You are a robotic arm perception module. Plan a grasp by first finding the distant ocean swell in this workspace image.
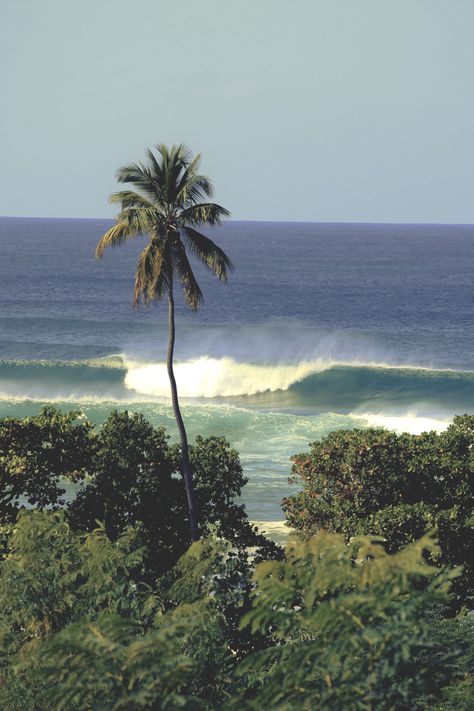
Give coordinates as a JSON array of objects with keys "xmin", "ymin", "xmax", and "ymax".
[{"xmin": 1, "ymin": 356, "xmax": 473, "ymax": 417}]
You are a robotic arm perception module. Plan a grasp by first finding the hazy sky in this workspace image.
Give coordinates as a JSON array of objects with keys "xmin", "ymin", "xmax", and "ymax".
[{"xmin": 1, "ymin": 0, "xmax": 473, "ymax": 222}]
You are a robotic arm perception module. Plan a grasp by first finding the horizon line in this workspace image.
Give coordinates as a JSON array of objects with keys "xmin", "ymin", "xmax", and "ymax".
[{"xmin": 1, "ymin": 214, "xmax": 474, "ymax": 227}]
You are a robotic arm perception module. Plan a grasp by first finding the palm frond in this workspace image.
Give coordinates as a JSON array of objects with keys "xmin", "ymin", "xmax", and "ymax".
[
  {"xmin": 95, "ymin": 222, "xmax": 137, "ymax": 259},
  {"xmin": 108, "ymin": 191, "xmax": 166, "ymax": 234},
  {"xmin": 181, "ymin": 203, "xmax": 230, "ymax": 227},
  {"xmin": 173, "ymin": 241, "xmax": 203, "ymax": 310},
  {"xmin": 176, "ymin": 174, "xmax": 214, "ymax": 207},
  {"xmin": 116, "ymin": 205, "xmax": 166, "ymax": 237},
  {"xmin": 145, "ymin": 148, "xmax": 164, "ymax": 186},
  {"xmin": 97, "ymin": 144, "xmax": 231, "ymax": 311},
  {"xmin": 172, "ymin": 152, "xmax": 213, "ymax": 206},
  {"xmin": 133, "ymin": 240, "xmax": 170, "ymax": 307},
  {"xmin": 156, "ymin": 143, "xmax": 193, "ymax": 167},
  {"xmin": 168, "ymin": 150, "xmax": 189, "ymax": 205},
  {"xmin": 115, "ymin": 162, "xmax": 161, "ymax": 203},
  {"xmin": 108, "ymin": 191, "xmax": 156, "ymax": 211},
  {"xmin": 152, "ymin": 144, "xmax": 192, "ymax": 205},
  {"xmin": 183, "ymin": 227, "xmax": 234, "ymax": 281}
]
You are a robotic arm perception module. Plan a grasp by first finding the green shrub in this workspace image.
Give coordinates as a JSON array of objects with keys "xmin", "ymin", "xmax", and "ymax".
[
  {"xmin": 231, "ymin": 533, "xmax": 462, "ymax": 710},
  {"xmin": 283, "ymin": 416, "xmax": 474, "ymax": 605},
  {"xmin": 0, "ymin": 513, "xmax": 245, "ymax": 710},
  {"xmin": 68, "ymin": 410, "xmax": 183, "ymax": 573},
  {"xmin": 0, "ymin": 510, "xmax": 155, "ymax": 710},
  {"xmin": 0, "ymin": 408, "xmax": 278, "ymax": 576},
  {"xmin": 0, "ymin": 512, "xmax": 471, "ymax": 710},
  {"xmin": 419, "ymin": 609, "xmax": 474, "ymax": 710},
  {"xmin": 0, "ymin": 407, "xmax": 92, "ymax": 522},
  {"xmin": 69, "ymin": 410, "xmax": 278, "ymax": 574},
  {"xmin": 1, "ymin": 409, "xmax": 472, "ymax": 708}
]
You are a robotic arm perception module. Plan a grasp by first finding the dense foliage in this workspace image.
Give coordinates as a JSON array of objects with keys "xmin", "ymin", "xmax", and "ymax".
[
  {"xmin": 69, "ymin": 410, "xmax": 278, "ymax": 573},
  {"xmin": 232, "ymin": 533, "xmax": 466, "ymax": 710},
  {"xmin": 0, "ymin": 512, "xmax": 471, "ymax": 710},
  {"xmin": 0, "ymin": 407, "xmax": 276, "ymax": 573},
  {"xmin": 0, "ymin": 407, "xmax": 92, "ymax": 521},
  {"xmin": 0, "ymin": 408, "xmax": 473, "ymax": 708},
  {"xmin": 0, "ymin": 511, "xmax": 248, "ymax": 709},
  {"xmin": 283, "ymin": 415, "xmax": 474, "ymax": 605}
]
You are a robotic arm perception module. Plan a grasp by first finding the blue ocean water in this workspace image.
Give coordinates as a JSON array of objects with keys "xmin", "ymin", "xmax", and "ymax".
[{"xmin": 1, "ymin": 217, "xmax": 473, "ymax": 529}]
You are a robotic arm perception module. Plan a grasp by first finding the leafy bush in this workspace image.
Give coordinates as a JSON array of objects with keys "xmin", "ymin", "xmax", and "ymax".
[
  {"xmin": 0, "ymin": 511, "xmax": 471, "ymax": 710},
  {"xmin": 69, "ymin": 411, "xmax": 278, "ymax": 574},
  {"xmin": 0, "ymin": 407, "xmax": 92, "ymax": 522},
  {"xmin": 232, "ymin": 533, "xmax": 462, "ymax": 710},
  {"xmin": 0, "ymin": 510, "xmax": 155, "ymax": 710},
  {"xmin": 189, "ymin": 435, "xmax": 281, "ymax": 561},
  {"xmin": 0, "ymin": 512, "xmax": 244, "ymax": 710},
  {"xmin": 0, "ymin": 408, "xmax": 277, "ymax": 575},
  {"xmin": 283, "ymin": 416, "xmax": 474, "ymax": 605},
  {"xmin": 68, "ymin": 410, "xmax": 184, "ymax": 573},
  {"xmin": 42, "ymin": 614, "xmax": 208, "ymax": 711},
  {"xmin": 1, "ymin": 409, "xmax": 473, "ymax": 708},
  {"xmin": 419, "ymin": 609, "xmax": 474, "ymax": 711}
]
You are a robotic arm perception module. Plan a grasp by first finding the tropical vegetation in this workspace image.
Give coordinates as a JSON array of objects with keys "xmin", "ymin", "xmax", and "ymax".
[
  {"xmin": 283, "ymin": 415, "xmax": 474, "ymax": 607},
  {"xmin": 0, "ymin": 407, "xmax": 473, "ymax": 708},
  {"xmin": 0, "ymin": 407, "xmax": 276, "ymax": 573}
]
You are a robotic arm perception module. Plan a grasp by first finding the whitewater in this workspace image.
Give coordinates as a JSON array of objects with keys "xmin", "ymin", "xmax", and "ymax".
[{"xmin": 1, "ymin": 218, "xmax": 473, "ymax": 534}]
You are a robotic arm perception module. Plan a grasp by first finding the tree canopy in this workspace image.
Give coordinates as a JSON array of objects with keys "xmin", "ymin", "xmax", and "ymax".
[
  {"xmin": 1, "ymin": 408, "xmax": 473, "ymax": 708},
  {"xmin": 283, "ymin": 416, "xmax": 474, "ymax": 606}
]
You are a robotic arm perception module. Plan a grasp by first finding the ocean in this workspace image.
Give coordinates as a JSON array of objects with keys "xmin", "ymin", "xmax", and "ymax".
[{"xmin": 1, "ymin": 217, "xmax": 473, "ymax": 532}]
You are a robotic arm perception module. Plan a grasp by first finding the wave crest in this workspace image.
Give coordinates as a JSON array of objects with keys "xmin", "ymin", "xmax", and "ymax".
[
  {"xmin": 1, "ymin": 357, "xmax": 474, "ymax": 420},
  {"xmin": 124, "ymin": 357, "xmax": 328, "ymax": 398}
]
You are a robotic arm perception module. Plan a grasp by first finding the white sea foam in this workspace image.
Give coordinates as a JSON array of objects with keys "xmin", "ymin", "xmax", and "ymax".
[
  {"xmin": 123, "ymin": 356, "xmax": 331, "ymax": 398},
  {"xmin": 353, "ymin": 412, "xmax": 450, "ymax": 435},
  {"xmin": 251, "ymin": 520, "xmax": 290, "ymax": 543},
  {"xmin": 0, "ymin": 355, "xmax": 470, "ymax": 407},
  {"xmin": 123, "ymin": 355, "xmax": 449, "ymax": 399}
]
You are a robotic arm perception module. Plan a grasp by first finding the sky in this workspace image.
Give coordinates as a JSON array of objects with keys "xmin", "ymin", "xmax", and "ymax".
[{"xmin": 1, "ymin": 0, "xmax": 473, "ymax": 223}]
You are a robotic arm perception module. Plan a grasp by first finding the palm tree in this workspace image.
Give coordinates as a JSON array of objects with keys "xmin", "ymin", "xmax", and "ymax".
[{"xmin": 95, "ymin": 144, "xmax": 232, "ymax": 541}]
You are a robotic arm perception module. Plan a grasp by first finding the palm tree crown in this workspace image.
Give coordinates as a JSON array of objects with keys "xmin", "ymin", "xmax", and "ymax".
[{"xmin": 96, "ymin": 143, "xmax": 233, "ymax": 306}]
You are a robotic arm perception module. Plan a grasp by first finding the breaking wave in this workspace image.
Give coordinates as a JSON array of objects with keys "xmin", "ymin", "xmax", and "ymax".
[{"xmin": 0, "ymin": 356, "xmax": 473, "ymax": 420}]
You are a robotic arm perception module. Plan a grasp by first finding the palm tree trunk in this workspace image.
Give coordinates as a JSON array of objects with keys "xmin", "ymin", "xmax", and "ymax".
[{"xmin": 166, "ymin": 285, "xmax": 199, "ymax": 541}]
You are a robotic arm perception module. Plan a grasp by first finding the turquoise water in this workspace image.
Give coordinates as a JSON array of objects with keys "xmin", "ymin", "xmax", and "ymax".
[
  {"xmin": 1, "ymin": 356, "xmax": 472, "ymax": 523},
  {"xmin": 1, "ymin": 218, "xmax": 473, "ymax": 528}
]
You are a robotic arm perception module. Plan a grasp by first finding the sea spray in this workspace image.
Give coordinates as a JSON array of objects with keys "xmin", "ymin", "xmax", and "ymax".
[
  {"xmin": 1, "ymin": 357, "xmax": 474, "ymax": 417},
  {"xmin": 123, "ymin": 356, "xmax": 328, "ymax": 398}
]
